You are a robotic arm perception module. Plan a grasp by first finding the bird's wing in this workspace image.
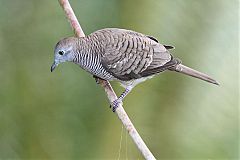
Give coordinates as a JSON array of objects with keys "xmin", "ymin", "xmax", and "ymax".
[{"xmin": 99, "ymin": 29, "xmax": 176, "ymax": 81}]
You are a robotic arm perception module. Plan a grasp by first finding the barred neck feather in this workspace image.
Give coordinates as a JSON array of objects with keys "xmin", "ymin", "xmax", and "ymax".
[{"xmin": 72, "ymin": 37, "xmax": 114, "ymax": 80}]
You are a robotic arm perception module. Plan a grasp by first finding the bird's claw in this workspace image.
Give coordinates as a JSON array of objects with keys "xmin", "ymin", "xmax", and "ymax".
[{"xmin": 110, "ymin": 99, "xmax": 123, "ymax": 112}]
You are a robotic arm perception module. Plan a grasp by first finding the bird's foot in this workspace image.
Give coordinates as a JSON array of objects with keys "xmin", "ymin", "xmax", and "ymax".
[{"xmin": 110, "ymin": 99, "xmax": 123, "ymax": 112}]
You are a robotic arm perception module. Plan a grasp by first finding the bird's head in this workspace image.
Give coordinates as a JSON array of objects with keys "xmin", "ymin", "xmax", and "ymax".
[{"xmin": 51, "ymin": 37, "xmax": 78, "ymax": 72}]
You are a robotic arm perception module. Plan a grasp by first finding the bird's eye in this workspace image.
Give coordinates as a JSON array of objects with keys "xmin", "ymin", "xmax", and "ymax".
[{"xmin": 58, "ymin": 51, "xmax": 64, "ymax": 55}]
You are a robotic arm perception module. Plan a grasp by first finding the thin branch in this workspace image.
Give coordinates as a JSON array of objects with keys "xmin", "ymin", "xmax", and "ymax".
[
  {"xmin": 58, "ymin": 0, "xmax": 156, "ymax": 159},
  {"xmin": 59, "ymin": 0, "xmax": 85, "ymax": 37}
]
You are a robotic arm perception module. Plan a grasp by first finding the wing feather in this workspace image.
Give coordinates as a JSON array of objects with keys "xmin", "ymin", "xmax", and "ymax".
[{"xmin": 97, "ymin": 28, "xmax": 173, "ymax": 80}]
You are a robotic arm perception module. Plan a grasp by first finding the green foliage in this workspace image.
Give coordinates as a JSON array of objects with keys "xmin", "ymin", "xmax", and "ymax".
[{"xmin": 0, "ymin": 0, "xmax": 238, "ymax": 159}]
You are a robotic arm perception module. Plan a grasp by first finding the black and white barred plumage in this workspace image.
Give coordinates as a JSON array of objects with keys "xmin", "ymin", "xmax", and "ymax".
[{"xmin": 51, "ymin": 28, "xmax": 218, "ymax": 111}]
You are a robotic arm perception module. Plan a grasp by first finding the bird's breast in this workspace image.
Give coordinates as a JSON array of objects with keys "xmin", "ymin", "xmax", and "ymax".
[{"xmin": 73, "ymin": 52, "xmax": 115, "ymax": 81}]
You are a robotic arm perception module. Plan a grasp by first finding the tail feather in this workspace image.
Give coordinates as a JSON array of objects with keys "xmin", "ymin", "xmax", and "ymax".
[{"xmin": 172, "ymin": 64, "xmax": 219, "ymax": 85}]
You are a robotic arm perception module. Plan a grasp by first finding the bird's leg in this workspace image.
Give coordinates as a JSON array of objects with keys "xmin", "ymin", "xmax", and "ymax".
[{"xmin": 111, "ymin": 86, "xmax": 133, "ymax": 112}]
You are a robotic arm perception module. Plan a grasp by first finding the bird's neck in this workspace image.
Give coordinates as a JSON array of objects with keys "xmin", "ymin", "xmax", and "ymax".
[
  {"xmin": 72, "ymin": 37, "xmax": 101, "ymax": 68},
  {"xmin": 76, "ymin": 37, "xmax": 90, "ymax": 53},
  {"xmin": 76, "ymin": 36, "xmax": 103, "ymax": 54},
  {"xmin": 71, "ymin": 36, "xmax": 114, "ymax": 80}
]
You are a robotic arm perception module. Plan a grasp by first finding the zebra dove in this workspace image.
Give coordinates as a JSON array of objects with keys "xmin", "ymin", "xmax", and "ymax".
[{"xmin": 51, "ymin": 28, "xmax": 219, "ymax": 111}]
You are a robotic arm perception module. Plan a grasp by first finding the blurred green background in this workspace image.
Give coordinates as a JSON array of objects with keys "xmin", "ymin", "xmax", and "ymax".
[{"xmin": 0, "ymin": 0, "xmax": 238, "ymax": 159}]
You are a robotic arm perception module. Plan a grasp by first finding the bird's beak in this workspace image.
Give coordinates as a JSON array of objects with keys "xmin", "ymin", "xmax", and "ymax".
[{"xmin": 51, "ymin": 61, "xmax": 58, "ymax": 72}]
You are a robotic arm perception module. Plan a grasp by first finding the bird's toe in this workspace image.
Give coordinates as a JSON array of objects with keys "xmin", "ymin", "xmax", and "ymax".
[{"xmin": 110, "ymin": 99, "xmax": 123, "ymax": 112}]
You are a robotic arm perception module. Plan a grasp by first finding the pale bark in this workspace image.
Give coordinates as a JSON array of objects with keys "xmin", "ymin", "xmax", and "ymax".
[{"xmin": 58, "ymin": 1, "xmax": 156, "ymax": 159}]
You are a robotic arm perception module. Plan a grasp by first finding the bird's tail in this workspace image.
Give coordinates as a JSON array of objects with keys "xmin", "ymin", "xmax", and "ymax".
[{"xmin": 170, "ymin": 64, "xmax": 219, "ymax": 85}]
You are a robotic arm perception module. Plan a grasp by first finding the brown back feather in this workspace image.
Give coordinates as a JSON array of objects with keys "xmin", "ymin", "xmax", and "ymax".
[{"xmin": 95, "ymin": 28, "xmax": 175, "ymax": 81}]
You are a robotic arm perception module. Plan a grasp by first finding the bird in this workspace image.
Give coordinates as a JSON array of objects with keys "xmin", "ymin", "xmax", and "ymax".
[{"xmin": 51, "ymin": 28, "xmax": 219, "ymax": 112}]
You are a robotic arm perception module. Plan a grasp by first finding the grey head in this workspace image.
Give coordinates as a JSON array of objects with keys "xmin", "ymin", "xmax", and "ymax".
[{"xmin": 51, "ymin": 37, "xmax": 78, "ymax": 72}]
